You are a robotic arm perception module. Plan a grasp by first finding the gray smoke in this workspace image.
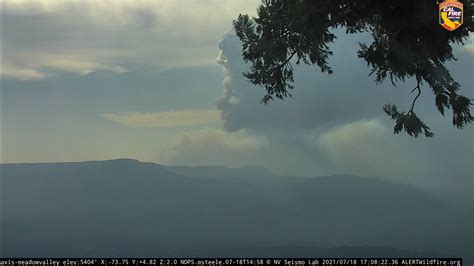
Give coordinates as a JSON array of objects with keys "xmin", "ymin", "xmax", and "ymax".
[
  {"xmin": 213, "ymin": 32, "xmax": 473, "ymax": 187},
  {"xmin": 215, "ymin": 32, "xmax": 414, "ymax": 133}
]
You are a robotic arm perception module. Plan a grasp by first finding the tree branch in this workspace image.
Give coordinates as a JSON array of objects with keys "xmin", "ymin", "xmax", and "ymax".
[
  {"xmin": 409, "ymin": 79, "xmax": 421, "ymax": 113},
  {"xmin": 276, "ymin": 50, "xmax": 297, "ymax": 69}
]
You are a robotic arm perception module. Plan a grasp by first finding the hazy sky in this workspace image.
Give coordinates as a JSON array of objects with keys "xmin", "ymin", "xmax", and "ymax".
[{"xmin": 1, "ymin": 0, "xmax": 473, "ymax": 187}]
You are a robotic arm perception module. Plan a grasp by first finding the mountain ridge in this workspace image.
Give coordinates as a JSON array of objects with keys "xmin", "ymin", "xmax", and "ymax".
[{"xmin": 1, "ymin": 159, "xmax": 472, "ymax": 260}]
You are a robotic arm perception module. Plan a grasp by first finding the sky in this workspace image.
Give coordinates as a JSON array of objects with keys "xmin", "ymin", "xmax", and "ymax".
[{"xmin": 1, "ymin": 0, "xmax": 473, "ymax": 188}]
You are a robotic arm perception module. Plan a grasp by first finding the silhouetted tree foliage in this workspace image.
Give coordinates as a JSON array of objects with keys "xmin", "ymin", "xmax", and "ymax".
[{"xmin": 233, "ymin": 0, "xmax": 473, "ymax": 137}]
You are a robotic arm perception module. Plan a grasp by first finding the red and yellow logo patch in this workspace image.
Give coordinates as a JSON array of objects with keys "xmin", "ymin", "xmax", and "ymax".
[{"xmin": 439, "ymin": 0, "xmax": 463, "ymax": 31}]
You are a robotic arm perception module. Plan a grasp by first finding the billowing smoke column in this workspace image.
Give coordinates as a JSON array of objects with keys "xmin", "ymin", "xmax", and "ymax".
[
  {"xmin": 215, "ymin": 34, "xmax": 261, "ymax": 132},
  {"xmin": 212, "ymin": 33, "xmax": 473, "ymax": 186},
  {"xmin": 215, "ymin": 44, "xmax": 236, "ymax": 131},
  {"xmin": 215, "ymin": 32, "xmax": 410, "ymax": 134}
]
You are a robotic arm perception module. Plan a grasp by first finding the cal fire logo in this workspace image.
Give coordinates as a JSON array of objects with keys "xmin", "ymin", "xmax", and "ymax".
[{"xmin": 439, "ymin": 0, "xmax": 463, "ymax": 31}]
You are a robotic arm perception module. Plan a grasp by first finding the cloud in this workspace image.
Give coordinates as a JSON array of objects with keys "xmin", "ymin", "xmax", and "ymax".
[
  {"xmin": 2, "ymin": 0, "xmax": 258, "ymax": 80},
  {"xmin": 2, "ymin": 55, "xmax": 128, "ymax": 80},
  {"xmin": 158, "ymin": 128, "xmax": 269, "ymax": 167},
  {"xmin": 102, "ymin": 110, "xmax": 220, "ymax": 128},
  {"xmin": 27, "ymin": 55, "xmax": 127, "ymax": 76},
  {"xmin": 2, "ymin": 63, "xmax": 48, "ymax": 80}
]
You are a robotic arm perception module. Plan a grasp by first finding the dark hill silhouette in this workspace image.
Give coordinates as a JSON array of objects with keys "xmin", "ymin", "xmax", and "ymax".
[
  {"xmin": 1, "ymin": 159, "xmax": 472, "ymax": 261},
  {"xmin": 164, "ymin": 164, "xmax": 275, "ymax": 179}
]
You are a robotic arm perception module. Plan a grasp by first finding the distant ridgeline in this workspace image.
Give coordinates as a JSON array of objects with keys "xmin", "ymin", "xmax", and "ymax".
[{"xmin": 1, "ymin": 159, "xmax": 472, "ymax": 262}]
